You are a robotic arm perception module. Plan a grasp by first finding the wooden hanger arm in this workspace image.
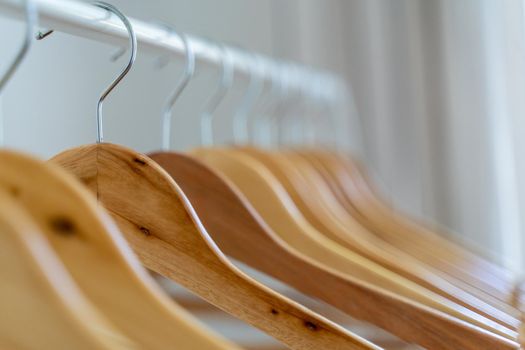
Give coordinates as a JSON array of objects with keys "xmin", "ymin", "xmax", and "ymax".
[
  {"xmin": 190, "ymin": 148, "xmax": 519, "ymax": 349},
  {"xmin": 330, "ymin": 152, "xmax": 515, "ymax": 299},
  {"xmin": 1, "ymin": 148, "xmax": 239, "ymax": 350},
  {"xmin": 268, "ymin": 150, "xmax": 518, "ymax": 329},
  {"xmin": 52, "ymin": 143, "xmax": 379, "ymax": 350},
  {"xmin": 150, "ymin": 151, "xmax": 517, "ymax": 341},
  {"xmin": 0, "ymin": 188, "xmax": 133, "ymax": 350}
]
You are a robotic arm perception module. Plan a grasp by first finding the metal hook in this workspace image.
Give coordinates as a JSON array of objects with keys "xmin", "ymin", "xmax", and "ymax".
[
  {"xmin": 0, "ymin": 0, "xmax": 36, "ymax": 93},
  {"xmin": 276, "ymin": 64, "xmax": 304, "ymax": 147},
  {"xmin": 232, "ymin": 51, "xmax": 264, "ymax": 145},
  {"xmin": 311, "ymin": 75, "xmax": 337, "ymax": 148},
  {"xmin": 0, "ymin": 0, "xmax": 36, "ymax": 147},
  {"xmin": 305, "ymin": 73, "xmax": 322, "ymax": 147},
  {"xmin": 159, "ymin": 26, "xmax": 195, "ymax": 151},
  {"xmin": 200, "ymin": 44, "xmax": 234, "ymax": 146},
  {"xmin": 35, "ymin": 2, "xmax": 135, "ymax": 143},
  {"xmin": 259, "ymin": 63, "xmax": 289, "ymax": 148},
  {"xmin": 253, "ymin": 60, "xmax": 281, "ymax": 147},
  {"xmin": 93, "ymin": 1, "xmax": 136, "ymax": 143}
]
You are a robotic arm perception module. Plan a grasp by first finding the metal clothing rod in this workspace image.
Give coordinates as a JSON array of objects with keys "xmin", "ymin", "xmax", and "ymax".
[{"xmin": 0, "ymin": 0, "xmax": 342, "ymax": 99}]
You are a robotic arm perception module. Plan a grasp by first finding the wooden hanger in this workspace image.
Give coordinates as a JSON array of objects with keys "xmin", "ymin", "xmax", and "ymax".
[
  {"xmin": 191, "ymin": 146, "xmax": 521, "ymax": 349},
  {"xmin": 295, "ymin": 149, "xmax": 520, "ymax": 316},
  {"xmin": 51, "ymin": 142, "xmax": 379, "ymax": 350},
  {"xmin": 0, "ymin": 148, "xmax": 241, "ymax": 350},
  {"xmin": 247, "ymin": 147, "xmax": 517, "ymax": 327},
  {"xmin": 302, "ymin": 150, "xmax": 517, "ymax": 304},
  {"xmin": 0, "ymin": 186, "xmax": 134, "ymax": 350},
  {"xmin": 199, "ymin": 148, "xmax": 519, "ymax": 330},
  {"xmin": 47, "ymin": 14, "xmax": 376, "ymax": 347},
  {"xmin": 152, "ymin": 149, "xmax": 519, "ymax": 349}
]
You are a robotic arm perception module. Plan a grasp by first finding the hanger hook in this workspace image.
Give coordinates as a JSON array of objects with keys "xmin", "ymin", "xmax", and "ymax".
[
  {"xmin": 253, "ymin": 60, "xmax": 279, "ymax": 147},
  {"xmin": 232, "ymin": 51, "xmax": 264, "ymax": 145},
  {"xmin": 0, "ymin": 0, "xmax": 36, "ymax": 147},
  {"xmin": 0, "ymin": 0, "xmax": 36, "ymax": 93},
  {"xmin": 200, "ymin": 43, "xmax": 234, "ymax": 146},
  {"xmin": 279, "ymin": 66, "xmax": 304, "ymax": 147},
  {"xmin": 160, "ymin": 26, "xmax": 195, "ymax": 151},
  {"xmin": 258, "ymin": 63, "xmax": 288, "ymax": 148},
  {"xmin": 93, "ymin": 1, "xmax": 137, "ymax": 144}
]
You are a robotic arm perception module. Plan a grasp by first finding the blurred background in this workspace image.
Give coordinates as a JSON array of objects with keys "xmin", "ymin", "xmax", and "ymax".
[{"xmin": 1, "ymin": 1, "xmax": 524, "ymax": 348}]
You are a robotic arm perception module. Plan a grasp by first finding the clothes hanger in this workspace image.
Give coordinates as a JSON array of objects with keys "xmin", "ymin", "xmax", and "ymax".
[
  {"xmin": 145, "ymin": 46, "xmax": 519, "ymax": 349},
  {"xmin": 288, "ymin": 87, "xmax": 518, "ymax": 311},
  {"xmin": 260, "ymin": 143, "xmax": 518, "ymax": 324},
  {"xmin": 2, "ymin": 147, "xmax": 242, "ymax": 350},
  {"xmin": 312, "ymin": 149, "xmax": 516, "ymax": 301},
  {"xmin": 296, "ymin": 87, "xmax": 517, "ymax": 305},
  {"xmin": 0, "ymin": 186, "xmax": 139, "ymax": 350},
  {"xmin": 294, "ymin": 149, "xmax": 520, "ymax": 315},
  {"xmin": 200, "ymin": 60, "xmax": 517, "ymax": 329},
  {"xmin": 188, "ymin": 56, "xmax": 523, "ymax": 348},
  {"xmin": 0, "ymin": 165, "xmax": 139, "ymax": 350},
  {"xmin": 257, "ymin": 77, "xmax": 519, "ymax": 319},
  {"xmin": 0, "ymin": 3, "xmax": 133, "ymax": 348},
  {"xmin": 245, "ymin": 146, "xmax": 517, "ymax": 325},
  {"xmin": 48, "ymin": 15, "xmax": 377, "ymax": 350},
  {"xmin": 16, "ymin": 4, "xmax": 245, "ymax": 349}
]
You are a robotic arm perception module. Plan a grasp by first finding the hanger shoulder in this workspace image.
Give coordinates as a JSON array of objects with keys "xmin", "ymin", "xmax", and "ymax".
[
  {"xmin": 52, "ymin": 143, "xmax": 378, "ymax": 350},
  {"xmin": 198, "ymin": 147, "xmax": 518, "ymax": 333},
  {"xmin": 0, "ymin": 149, "xmax": 237, "ymax": 350},
  {"xmin": 317, "ymin": 151, "xmax": 516, "ymax": 305},
  {"xmin": 269, "ymin": 150, "xmax": 518, "ymax": 329},
  {"xmin": 304, "ymin": 151, "xmax": 520, "ymax": 319},
  {"xmin": 0, "ymin": 187, "xmax": 134, "ymax": 350},
  {"xmin": 191, "ymin": 147, "xmax": 519, "ymax": 350}
]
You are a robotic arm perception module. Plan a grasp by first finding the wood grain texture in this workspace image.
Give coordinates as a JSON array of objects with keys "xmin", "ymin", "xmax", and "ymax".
[
  {"xmin": 0, "ymin": 180, "xmax": 133, "ymax": 350},
  {"xmin": 240, "ymin": 147, "xmax": 517, "ymax": 329},
  {"xmin": 312, "ymin": 150, "xmax": 516, "ymax": 301},
  {"xmin": 52, "ymin": 143, "xmax": 378, "ymax": 350},
  {"xmin": 192, "ymin": 147, "xmax": 520, "ymax": 350},
  {"xmin": 296, "ymin": 150, "xmax": 522, "ymax": 318},
  {"xmin": 150, "ymin": 151, "xmax": 513, "ymax": 337},
  {"xmin": 0, "ymin": 149, "xmax": 239, "ymax": 350}
]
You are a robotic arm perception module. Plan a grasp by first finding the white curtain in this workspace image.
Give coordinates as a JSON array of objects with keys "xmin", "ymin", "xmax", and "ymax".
[{"xmin": 280, "ymin": 0, "xmax": 525, "ymax": 273}]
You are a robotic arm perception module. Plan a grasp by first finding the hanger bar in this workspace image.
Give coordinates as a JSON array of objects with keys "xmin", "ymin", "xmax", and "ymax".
[{"xmin": 0, "ymin": 0, "xmax": 342, "ymax": 101}]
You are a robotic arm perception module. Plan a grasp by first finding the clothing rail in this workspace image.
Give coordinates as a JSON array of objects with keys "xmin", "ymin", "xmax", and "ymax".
[{"xmin": 0, "ymin": 0, "xmax": 343, "ymax": 101}]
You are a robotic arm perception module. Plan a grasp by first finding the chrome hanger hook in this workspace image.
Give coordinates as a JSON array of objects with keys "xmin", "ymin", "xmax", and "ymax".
[
  {"xmin": 253, "ymin": 60, "xmax": 280, "ymax": 147},
  {"xmin": 93, "ymin": 1, "xmax": 137, "ymax": 143},
  {"xmin": 200, "ymin": 44, "xmax": 234, "ymax": 146},
  {"xmin": 0, "ymin": 0, "xmax": 36, "ymax": 147},
  {"xmin": 160, "ymin": 26, "xmax": 195, "ymax": 151},
  {"xmin": 0, "ymin": 0, "xmax": 36, "ymax": 93},
  {"xmin": 258, "ymin": 63, "xmax": 288, "ymax": 148},
  {"xmin": 232, "ymin": 51, "xmax": 264, "ymax": 145}
]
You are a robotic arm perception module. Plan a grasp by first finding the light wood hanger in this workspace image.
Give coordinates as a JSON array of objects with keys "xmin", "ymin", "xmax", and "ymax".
[
  {"xmin": 191, "ymin": 146, "xmax": 520, "ymax": 349},
  {"xmin": 303, "ymin": 150, "xmax": 517, "ymax": 303},
  {"xmin": 248, "ymin": 148, "xmax": 518, "ymax": 327},
  {"xmin": 51, "ymin": 142, "xmax": 379, "ymax": 350},
  {"xmin": 8, "ymin": 3, "xmax": 247, "ymax": 348},
  {"xmin": 47, "ymin": 11, "xmax": 377, "ymax": 347},
  {"xmin": 152, "ymin": 150, "xmax": 519, "ymax": 349},
  {"xmin": 0, "ymin": 148, "xmax": 241, "ymax": 350},
  {"xmin": 295, "ymin": 149, "xmax": 520, "ymax": 316},
  {"xmin": 0, "ymin": 186, "xmax": 134, "ymax": 350}
]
